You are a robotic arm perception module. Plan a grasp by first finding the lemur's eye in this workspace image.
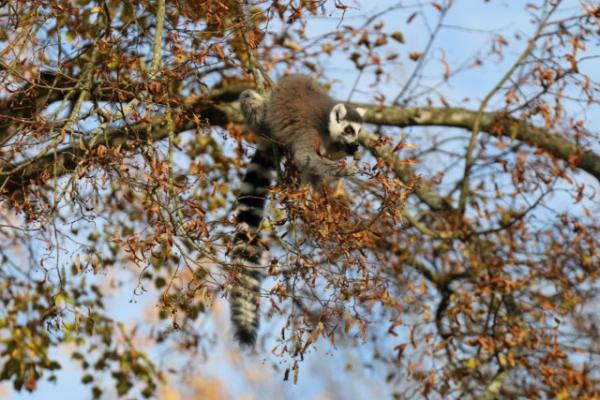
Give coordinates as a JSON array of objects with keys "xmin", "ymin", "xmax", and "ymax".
[{"xmin": 344, "ymin": 126, "xmax": 354, "ymax": 135}]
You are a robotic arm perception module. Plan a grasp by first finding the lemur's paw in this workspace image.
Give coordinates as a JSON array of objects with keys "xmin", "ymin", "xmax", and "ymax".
[{"xmin": 335, "ymin": 164, "xmax": 359, "ymax": 177}]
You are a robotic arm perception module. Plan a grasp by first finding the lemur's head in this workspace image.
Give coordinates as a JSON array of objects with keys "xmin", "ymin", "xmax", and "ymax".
[{"xmin": 328, "ymin": 103, "xmax": 365, "ymax": 145}]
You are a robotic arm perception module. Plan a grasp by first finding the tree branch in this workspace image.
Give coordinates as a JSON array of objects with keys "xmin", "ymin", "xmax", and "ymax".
[
  {"xmin": 459, "ymin": 2, "xmax": 559, "ymax": 214},
  {"xmin": 2, "ymin": 85, "xmax": 599, "ymax": 203},
  {"xmin": 358, "ymin": 129, "xmax": 453, "ymax": 212},
  {"xmin": 0, "ymin": 93, "xmax": 242, "ymax": 197},
  {"xmin": 0, "ymin": 70, "xmax": 75, "ymax": 145},
  {"xmin": 360, "ymin": 106, "xmax": 600, "ymax": 183}
]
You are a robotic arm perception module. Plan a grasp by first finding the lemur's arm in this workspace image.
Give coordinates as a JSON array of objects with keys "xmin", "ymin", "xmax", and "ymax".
[{"xmin": 290, "ymin": 131, "xmax": 357, "ymax": 178}]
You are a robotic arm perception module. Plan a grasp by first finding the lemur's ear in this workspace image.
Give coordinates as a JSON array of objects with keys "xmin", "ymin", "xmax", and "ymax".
[
  {"xmin": 332, "ymin": 103, "xmax": 347, "ymax": 123},
  {"xmin": 356, "ymin": 107, "xmax": 367, "ymax": 118}
]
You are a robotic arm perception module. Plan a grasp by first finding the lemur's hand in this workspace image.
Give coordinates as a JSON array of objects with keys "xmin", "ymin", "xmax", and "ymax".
[{"xmin": 334, "ymin": 161, "xmax": 359, "ymax": 177}]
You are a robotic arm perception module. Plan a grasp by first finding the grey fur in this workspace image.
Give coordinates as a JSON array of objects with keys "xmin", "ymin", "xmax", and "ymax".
[
  {"xmin": 230, "ymin": 74, "xmax": 364, "ymax": 346},
  {"xmin": 263, "ymin": 74, "xmax": 363, "ymax": 183}
]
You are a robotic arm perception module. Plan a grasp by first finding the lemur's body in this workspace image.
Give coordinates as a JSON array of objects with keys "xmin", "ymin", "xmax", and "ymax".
[{"xmin": 230, "ymin": 74, "xmax": 364, "ymax": 346}]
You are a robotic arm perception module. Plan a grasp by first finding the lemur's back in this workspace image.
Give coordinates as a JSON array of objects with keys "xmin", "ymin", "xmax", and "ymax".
[{"xmin": 266, "ymin": 74, "xmax": 334, "ymax": 146}]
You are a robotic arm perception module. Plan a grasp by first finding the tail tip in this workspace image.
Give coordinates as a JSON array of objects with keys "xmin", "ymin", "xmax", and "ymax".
[{"xmin": 234, "ymin": 328, "xmax": 258, "ymax": 347}]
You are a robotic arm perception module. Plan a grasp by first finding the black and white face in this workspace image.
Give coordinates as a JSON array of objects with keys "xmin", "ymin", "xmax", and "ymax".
[
  {"xmin": 338, "ymin": 121, "xmax": 362, "ymax": 144},
  {"xmin": 329, "ymin": 104, "xmax": 363, "ymax": 145}
]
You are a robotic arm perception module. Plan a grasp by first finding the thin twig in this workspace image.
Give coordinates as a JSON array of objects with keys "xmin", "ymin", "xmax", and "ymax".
[
  {"xmin": 392, "ymin": 2, "xmax": 449, "ymax": 105},
  {"xmin": 457, "ymin": 1, "xmax": 560, "ymax": 215}
]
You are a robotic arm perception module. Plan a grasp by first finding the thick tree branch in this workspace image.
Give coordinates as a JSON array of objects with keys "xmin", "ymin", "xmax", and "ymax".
[
  {"xmin": 0, "ymin": 70, "xmax": 75, "ymax": 145},
  {"xmin": 360, "ymin": 106, "xmax": 600, "ymax": 183},
  {"xmin": 0, "ymin": 96, "xmax": 241, "ymax": 196},
  {"xmin": 0, "ymin": 69, "xmax": 147, "ymax": 145},
  {"xmin": 1, "ymin": 119, "xmax": 168, "ymax": 196},
  {"xmin": 2, "ymin": 85, "xmax": 599, "ymax": 201}
]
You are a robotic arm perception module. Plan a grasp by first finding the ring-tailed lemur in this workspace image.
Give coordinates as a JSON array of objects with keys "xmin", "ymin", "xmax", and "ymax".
[{"xmin": 230, "ymin": 74, "xmax": 364, "ymax": 346}]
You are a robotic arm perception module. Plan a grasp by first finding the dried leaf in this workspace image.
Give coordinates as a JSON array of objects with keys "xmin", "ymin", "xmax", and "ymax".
[
  {"xmin": 409, "ymin": 52, "xmax": 422, "ymax": 61},
  {"xmin": 390, "ymin": 32, "xmax": 405, "ymax": 43},
  {"xmin": 212, "ymin": 43, "xmax": 225, "ymax": 59}
]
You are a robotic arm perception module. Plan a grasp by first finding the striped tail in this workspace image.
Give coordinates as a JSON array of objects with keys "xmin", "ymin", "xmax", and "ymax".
[{"xmin": 230, "ymin": 146, "xmax": 276, "ymax": 346}]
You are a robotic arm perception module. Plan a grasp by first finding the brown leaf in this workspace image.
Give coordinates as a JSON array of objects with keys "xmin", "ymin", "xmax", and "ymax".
[
  {"xmin": 394, "ymin": 343, "xmax": 408, "ymax": 360},
  {"xmin": 409, "ymin": 52, "xmax": 422, "ymax": 61},
  {"xmin": 97, "ymin": 144, "xmax": 107, "ymax": 157},
  {"xmin": 212, "ymin": 43, "xmax": 225, "ymax": 59},
  {"xmin": 25, "ymin": 367, "xmax": 37, "ymax": 392},
  {"xmin": 322, "ymin": 43, "xmax": 333, "ymax": 55},
  {"xmin": 505, "ymin": 87, "xmax": 518, "ymax": 104},
  {"xmin": 440, "ymin": 50, "xmax": 450, "ymax": 80},
  {"xmin": 246, "ymin": 29, "xmax": 263, "ymax": 49},
  {"xmin": 390, "ymin": 32, "xmax": 405, "ymax": 43},
  {"xmin": 388, "ymin": 319, "xmax": 403, "ymax": 337},
  {"xmin": 566, "ymin": 54, "xmax": 578, "ymax": 73},
  {"xmin": 374, "ymin": 36, "xmax": 387, "ymax": 47},
  {"xmin": 358, "ymin": 30, "xmax": 370, "ymax": 47}
]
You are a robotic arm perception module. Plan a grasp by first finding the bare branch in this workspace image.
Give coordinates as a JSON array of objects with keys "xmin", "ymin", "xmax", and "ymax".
[
  {"xmin": 358, "ymin": 129, "xmax": 453, "ymax": 212},
  {"xmin": 458, "ymin": 2, "xmax": 560, "ymax": 214}
]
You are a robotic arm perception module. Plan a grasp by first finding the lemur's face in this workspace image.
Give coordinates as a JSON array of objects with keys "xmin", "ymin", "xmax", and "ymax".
[
  {"xmin": 335, "ymin": 121, "xmax": 362, "ymax": 144},
  {"xmin": 329, "ymin": 104, "xmax": 364, "ymax": 145}
]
